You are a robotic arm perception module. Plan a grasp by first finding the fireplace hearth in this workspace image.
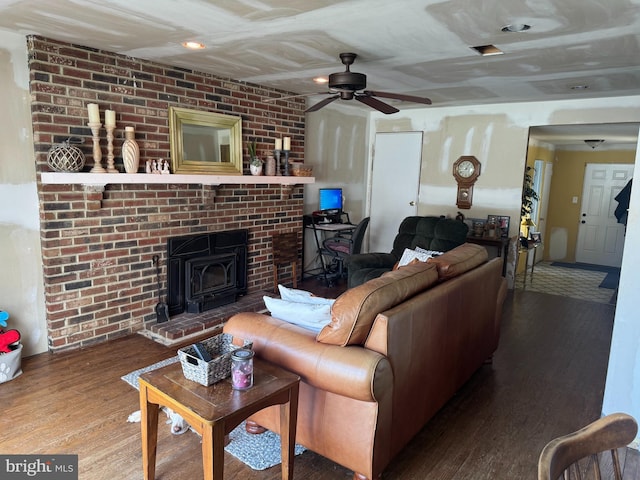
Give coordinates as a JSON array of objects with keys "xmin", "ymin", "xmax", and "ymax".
[{"xmin": 167, "ymin": 230, "xmax": 248, "ymax": 316}]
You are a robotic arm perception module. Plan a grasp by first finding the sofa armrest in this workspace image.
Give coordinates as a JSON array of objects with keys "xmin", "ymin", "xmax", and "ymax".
[
  {"xmin": 346, "ymin": 252, "xmax": 397, "ymax": 271},
  {"xmin": 224, "ymin": 312, "xmax": 391, "ymax": 403},
  {"xmin": 346, "ymin": 253, "xmax": 398, "ymax": 287}
]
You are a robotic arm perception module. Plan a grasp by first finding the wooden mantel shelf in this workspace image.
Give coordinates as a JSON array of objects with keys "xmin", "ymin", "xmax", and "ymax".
[
  {"xmin": 40, "ymin": 172, "xmax": 314, "ymax": 204},
  {"xmin": 40, "ymin": 172, "xmax": 315, "ymax": 187}
]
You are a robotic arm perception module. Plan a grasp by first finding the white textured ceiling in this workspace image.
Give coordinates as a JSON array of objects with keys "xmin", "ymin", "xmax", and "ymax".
[{"xmin": 1, "ymin": 0, "xmax": 639, "ymax": 146}]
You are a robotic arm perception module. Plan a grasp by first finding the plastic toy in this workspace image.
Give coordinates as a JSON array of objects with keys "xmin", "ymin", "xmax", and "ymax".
[{"xmin": 0, "ymin": 329, "xmax": 20, "ymax": 353}]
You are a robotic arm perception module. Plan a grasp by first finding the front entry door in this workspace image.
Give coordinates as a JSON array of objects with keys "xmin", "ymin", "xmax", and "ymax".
[
  {"xmin": 369, "ymin": 132, "xmax": 422, "ymax": 252},
  {"xmin": 575, "ymin": 163, "xmax": 633, "ymax": 267}
]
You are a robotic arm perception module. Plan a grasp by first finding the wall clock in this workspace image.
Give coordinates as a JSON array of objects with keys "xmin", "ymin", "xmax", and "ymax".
[{"xmin": 452, "ymin": 156, "xmax": 481, "ymax": 209}]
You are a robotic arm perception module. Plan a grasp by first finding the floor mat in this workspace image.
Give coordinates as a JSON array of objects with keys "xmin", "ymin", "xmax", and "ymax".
[
  {"xmin": 599, "ymin": 271, "xmax": 621, "ymax": 290},
  {"xmin": 551, "ymin": 262, "xmax": 620, "ymax": 274},
  {"xmin": 121, "ymin": 356, "xmax": 179, "ymax": 389}
]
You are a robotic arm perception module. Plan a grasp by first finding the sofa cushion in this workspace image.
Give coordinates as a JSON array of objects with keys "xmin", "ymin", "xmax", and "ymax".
[
  {"xmin": 317, "ymin": 261, "xmax": 438, "ymax": 346},
  {"xmin": 427, "ymin": 242, "xmax": 488, "ymax": 280}
]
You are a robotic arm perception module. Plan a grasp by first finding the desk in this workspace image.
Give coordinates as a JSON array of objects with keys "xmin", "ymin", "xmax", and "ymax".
[
  {"xmin": 139, "ymin": 359, "xmax": 299, "ymax": 480},
  {"xmin": 465, "ymin": 235, "xmax": 510, "ymax": 276},
  {"xmin": 303, "ymin": 214, "xmax": 355, "ymax": 285}
]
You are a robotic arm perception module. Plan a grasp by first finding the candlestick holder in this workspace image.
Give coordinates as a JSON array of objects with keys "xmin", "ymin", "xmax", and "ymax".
[
  {"xmin": 105, "ymin": 125, "xmax": 119, "ymax": 173},
  {"xmin": 282, "ymin": 150, "xmax": 291, "ymax": 176},
  {"xmin": 273, "ymin": 149, "xmax": 282, "ymax": 176},
  {"xmin": 88, "ymin": 122, "xmax": 106, "ymax": 173}
]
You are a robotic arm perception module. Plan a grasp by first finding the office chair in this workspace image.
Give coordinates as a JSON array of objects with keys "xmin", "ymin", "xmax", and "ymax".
[
  {"xmin": 538, "ymin": 412, "xmax": 638, "ymax": 480},
  {"xmin": 321, "ymin": 217, "xmax": 370, "ymax": 281}
]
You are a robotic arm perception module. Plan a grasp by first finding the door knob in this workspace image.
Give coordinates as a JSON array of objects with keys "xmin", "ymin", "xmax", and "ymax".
[
  {"xmin": 582, "ymin": 213, "xmax": 586, "ymax": 217},
  {"xmin": 581, "ymin": 220, "xmax": 586, "ymax": 224},
  {"xmin": 409, "ymin": 201, "xmax": 415, "ymax": 206}
]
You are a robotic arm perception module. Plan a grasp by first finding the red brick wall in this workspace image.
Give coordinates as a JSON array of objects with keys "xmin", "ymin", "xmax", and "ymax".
[{"xmin": 28, "ymin": 36, "xmax": 306, "ymax": 351}]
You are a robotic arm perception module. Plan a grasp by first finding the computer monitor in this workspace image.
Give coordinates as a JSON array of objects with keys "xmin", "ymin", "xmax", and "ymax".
[{"xmin": 319, "ymin": 188, "xmax": 343, "ymax": 213}]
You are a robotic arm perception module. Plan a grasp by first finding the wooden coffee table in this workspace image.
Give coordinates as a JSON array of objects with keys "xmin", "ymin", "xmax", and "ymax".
[{"xmin": 139, "ymin": 358, "xmax": 300, "ymax": 480}]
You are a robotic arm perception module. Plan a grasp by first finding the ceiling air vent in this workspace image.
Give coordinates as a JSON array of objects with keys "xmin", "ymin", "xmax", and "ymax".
[{"xmin": 470, "ymin": 45, "xmax": 504, "ymax": 56}]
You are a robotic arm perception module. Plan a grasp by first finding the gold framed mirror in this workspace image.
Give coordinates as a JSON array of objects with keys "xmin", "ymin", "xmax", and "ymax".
[{"xmin": 169, "ymin": 107, "xmax": 243, "ymax": 175}]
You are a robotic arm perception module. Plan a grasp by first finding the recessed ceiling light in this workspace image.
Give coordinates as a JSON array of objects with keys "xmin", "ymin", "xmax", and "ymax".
[
  {"xmin": 313, "ymin": 76, "xmax": 329, "ymax": 84},
  {"xmin": 471, "ymin": 45, "xmax": 504, "ymax": 56},
  {"xmin": 182, "ymin": 41, "xmax": 206, "ymax": 50},
  {"xmin": 501, "ymin": 23, "xmax": 531, "ymax": 33}
]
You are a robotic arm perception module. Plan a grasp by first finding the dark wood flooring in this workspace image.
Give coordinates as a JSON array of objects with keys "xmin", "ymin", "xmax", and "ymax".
[{"xmin": 2, "ymin": 279, "xmax": 638, "ymax": 479}]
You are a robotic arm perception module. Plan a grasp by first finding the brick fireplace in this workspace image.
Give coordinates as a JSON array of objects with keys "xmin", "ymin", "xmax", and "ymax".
[{"xmin": 29, "ymin": 36, "xmax": 307, "ymax": 352}]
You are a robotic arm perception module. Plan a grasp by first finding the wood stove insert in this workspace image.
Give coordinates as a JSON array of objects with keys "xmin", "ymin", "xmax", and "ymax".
[{"xmin": 167, "ymin": 230, "xmax": 248, "ymax": 316}]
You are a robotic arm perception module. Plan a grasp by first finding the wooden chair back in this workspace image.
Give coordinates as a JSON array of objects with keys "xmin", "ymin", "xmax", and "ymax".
[
  {"xmin": 271, "ymin": 231, "xmax": 299, "ymax": 293},
  {"xmin": 538, "ymin": 413, "xmax": 638, "ymax": 480}
]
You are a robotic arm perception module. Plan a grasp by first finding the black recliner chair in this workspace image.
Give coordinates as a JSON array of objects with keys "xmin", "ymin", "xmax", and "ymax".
[{"xmin": 345, "ymin": 216, "xmax": 469, "ymax": 288}]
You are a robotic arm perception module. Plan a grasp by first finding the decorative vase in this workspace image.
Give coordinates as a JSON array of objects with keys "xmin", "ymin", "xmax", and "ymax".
[
  {"xmin": 250, "ymin": 163, "xmax": 263, "ymax": 176},
  {"xmin": 122, "ymin": 126, "xmax": 140, "ymax": 173},
  {"xmin": 47, "ymin": 138, "xmax": 85, "ymax": 172},
  {"xmin": 265, "ymin": 156, "xmax": 276, "ymax": 176}
]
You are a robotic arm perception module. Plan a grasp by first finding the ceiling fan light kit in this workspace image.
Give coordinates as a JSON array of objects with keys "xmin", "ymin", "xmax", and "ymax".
[
  {"xmin": 584, "ymin": 139, "xmax": 605, "ymax": 149},
  {"xmin": 303, "ymin": 53, "xmax": 432, "ymax": 114}
]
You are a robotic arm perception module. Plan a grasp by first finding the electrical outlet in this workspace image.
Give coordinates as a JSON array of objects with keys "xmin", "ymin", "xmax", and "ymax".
[{"xmin": 572, "ymin": 196, "xmax": 578, "ymax": 204}]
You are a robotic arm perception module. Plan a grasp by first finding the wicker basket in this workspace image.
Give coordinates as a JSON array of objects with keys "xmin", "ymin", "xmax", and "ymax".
[
  {"xmin": 290, "ymin": 163, "xmax": 313, "ymax": 177},
  {"xmin": 178, "ymin": 334, "xmax": 253, "ymax": 386}
]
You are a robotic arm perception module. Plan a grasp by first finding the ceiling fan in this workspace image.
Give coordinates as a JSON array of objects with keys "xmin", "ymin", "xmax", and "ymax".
[
  {"xmin": 269, "ymin": 53, "xmax": 432, "ymax": 114},
  {"xmin": 309, "ymin": 53, "xmax": 432, "ymax": 114}
]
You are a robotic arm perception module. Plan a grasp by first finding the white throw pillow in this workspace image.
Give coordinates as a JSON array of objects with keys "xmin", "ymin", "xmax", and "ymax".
[
  {"xmin": 415, "ymin": 246, "xmax": 443, "ymax": 257},
  {"xmin": 277, "ymin": 284, "xmax": 335, "ymax": 306},
  {"xmin": 397, "ymin": 247, "xmax": 442, "ymax": 267},
  {"xmin": 262, "ymin": 296, "xmax": 332, "ymax": 333}
]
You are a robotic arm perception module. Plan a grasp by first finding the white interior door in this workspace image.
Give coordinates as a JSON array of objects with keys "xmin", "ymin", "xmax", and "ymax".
[
  {"xmin": 576, "ymin": 163, "xmax": 633, "ymax": 267},
  {"xmin": 369, "ymin": 132, "xmax": 422, "ymax": 252}
]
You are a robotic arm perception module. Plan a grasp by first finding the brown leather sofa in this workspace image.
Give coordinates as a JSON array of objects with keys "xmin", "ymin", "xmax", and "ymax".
[{"xmin": 223, "ymin": 243, "xmax": 507, "ymax": 480}]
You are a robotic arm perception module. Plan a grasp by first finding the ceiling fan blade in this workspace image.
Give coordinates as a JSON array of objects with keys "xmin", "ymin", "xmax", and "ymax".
[
  {"xmin": 305, "ymin": 94, "xmax": 340, "ymax": 113},
  {"xmin": 364, "ymin": 90, "xmax": 432, "ymax": 105},
  {"xmin": 355, "ymin": 95, "xmax": 399, "ymax": 114}
]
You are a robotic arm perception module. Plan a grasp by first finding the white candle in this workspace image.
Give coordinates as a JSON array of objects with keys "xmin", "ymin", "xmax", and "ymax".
[
  {"xmin": 105, "ymin": 109, "xmax": 116, "ymax": 127},
  {"xmin": 283, "ymin": 136, "xmax": 291, "ymax": 150},
  {"xmin": 275, "ymin": 138, "xmax": 282, "ymax": 150},
  {"xmin": 87, "ymin": 103, "xmax": 100, "ymax": 124}
]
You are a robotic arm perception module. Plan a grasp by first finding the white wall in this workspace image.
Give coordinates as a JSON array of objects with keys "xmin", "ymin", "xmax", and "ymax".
[
  {"xmin": 602, "ymin": 134, "xmax": 640, "ymax": 423},
  {"xmin": 304, "ymin": 105, "xmax": 369, "ymax": 217},
  {"xmin": 303, "ymin": 106, "xmax": 369, "ymax": 272},
  {"xmin": 361, "ymin": 96, "xmax": 640, "ymax": 287},
  {"xmin": 0, "ymin": 31, "xmax": 48, "ymax": 356}
]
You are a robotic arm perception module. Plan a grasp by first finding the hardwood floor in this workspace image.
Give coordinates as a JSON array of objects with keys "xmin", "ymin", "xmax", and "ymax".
[{"xmin": 2, "ymin": 282, "xmax": 638, "ymax": 479}]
